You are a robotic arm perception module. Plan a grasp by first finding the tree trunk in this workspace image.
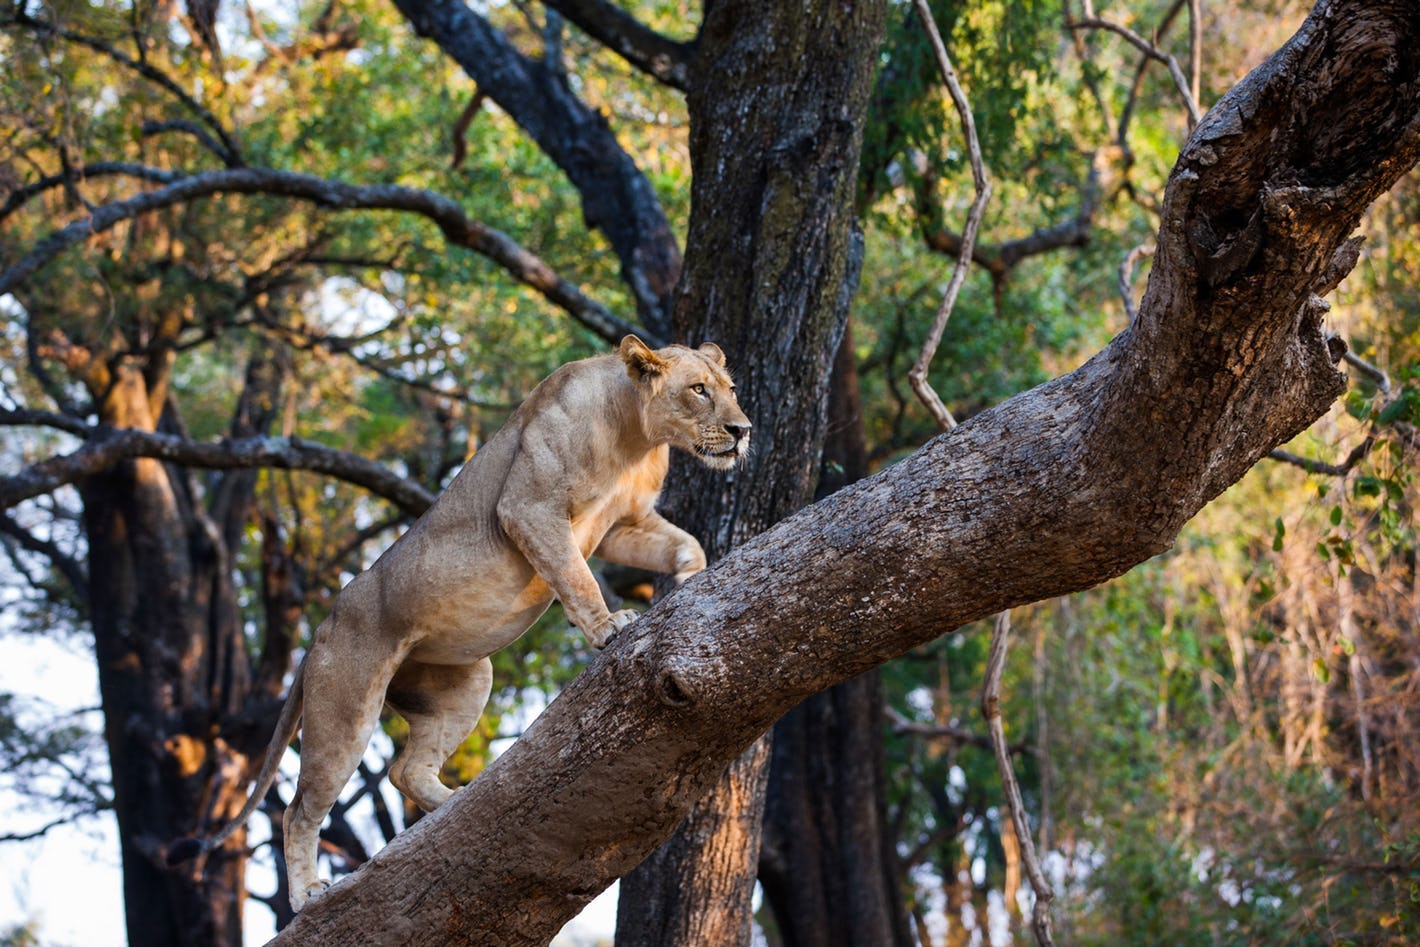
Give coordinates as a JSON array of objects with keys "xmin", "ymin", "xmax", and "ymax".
[
  {"xmin": 269, "ymin": 3, "xmax": 1420, "ymax": 943},
  {"xmin": 75, "ymin": 347, "xmax": 299, "ymax": 946},
  {"xmin": 760, "ymin": 670, "xmax": 912, "ymax": 947},
  {"xmin": 81, "ymin": 365, "xmax": 253, "ymax": 947},
  {"xmin": 616, "ymin": 1, "xmax": 889, "ymax": 942},
  {"xmin": 758, "ymin": 322, "xmax": 912, "ymax": 947}
]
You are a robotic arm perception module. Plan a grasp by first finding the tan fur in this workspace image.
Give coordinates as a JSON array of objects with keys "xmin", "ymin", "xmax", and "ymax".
[{"xmin": 182, "ymin": 337, "xmax": 749, "ymax": 911}]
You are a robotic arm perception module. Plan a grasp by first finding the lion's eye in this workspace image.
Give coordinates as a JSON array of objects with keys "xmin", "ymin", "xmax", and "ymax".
[{"xmin": 691, "ymin": 383, "xmax": 708, "ymax": 397}]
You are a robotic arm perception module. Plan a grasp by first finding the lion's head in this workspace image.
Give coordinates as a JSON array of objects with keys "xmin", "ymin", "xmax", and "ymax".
[{"xmin": 620, "ymin": 335, "xmax": 751, "ymax": 470}]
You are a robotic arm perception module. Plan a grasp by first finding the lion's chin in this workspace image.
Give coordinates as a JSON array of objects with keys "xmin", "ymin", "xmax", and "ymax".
[{"xmin": 693, "ymin": 443, "xmax": 745, "ymax": 470}]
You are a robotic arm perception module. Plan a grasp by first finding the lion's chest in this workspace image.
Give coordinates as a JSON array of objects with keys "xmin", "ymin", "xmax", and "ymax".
[{"xmin": 568, "ymin": 454, "xmax": 665, "ymax": 555}]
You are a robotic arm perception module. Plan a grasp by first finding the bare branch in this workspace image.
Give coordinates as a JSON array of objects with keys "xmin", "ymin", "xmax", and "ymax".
[
  {"xmin": 885, "ymin": 706, "xmax": 1029, "ymax": 755},
  {"xmin": 0, "ymin": 162, "xmax": 183, "ymax": 224},
  {"xmin": 0, "ymin": 407, "xmax": 93, "ymax": 437},
  {"xmin": 0, "ymin": 424, "xmax": 436, "ymax": 516},
  {"xmin": 1342, "ymin": 350, "xmax": 1392, "ymax": 398},
  {"xmin": 0, "ymin": 815, "xmax": 74, "ymax": 844},
  {"xmin": 4, "ymin": 10, "xmax": 243, "ymax": 165},
  {"xmin": 1187, "ymin": 0, "xmax": 1202, "ymax": 109},
  {"xmin": 0, "ymin": 509, "xmax": 88, "ymax": 601},
  {"xmin": 1119, "ymin": 242, "xmax": 1156, "ymax": 322},
  {"xmin": 1069, "ymin": 16, "xmax": 1202, "ymax": 130},
  {"xmin": 921, "ymin": 160, "xmax": 1104, "ymax": 279},
  {"xmin": 906, "ymin": 0, "xmax": 993, "ymax": 431},
  {"xmin": 140, "ymin": 119, "xmax": 237, "ymax": 165},
  {"xmin": 981, "ymin": 612, "xmax": 1055, "ymax": 947},
  {"xmin": 1267, "ymin": 344, "xmax": 1403, "ymax": 476},
  {"xmin": 541, "ymin": 0, "xmax": 693, "ymax": 91},
  {"xmin": 391, "ymin": 0, "xmax": 682, "ymax": 337},
  {"xmin": 0, "ymin": 165, "xmax": 655, "ymax": 347}
]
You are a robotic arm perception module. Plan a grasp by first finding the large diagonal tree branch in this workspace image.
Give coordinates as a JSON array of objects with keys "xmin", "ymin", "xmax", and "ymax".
[
  {"xmin": 271, "ymin": 2, "xmax": 1420, "ymax": 942},
  {"xmin": 390, "ymin": 0, "xmax": 682, "ymax": 338},
  {"xmin": 0, "ymin": 418, "xmax": 435, "ymax": 517},
  {"xmin": 0, "ymin": 165, "xmax": 652, "ymax": 347},
  {"xmin": 542, "ymin": 0, "xmax": 693, "ymax": 90}
]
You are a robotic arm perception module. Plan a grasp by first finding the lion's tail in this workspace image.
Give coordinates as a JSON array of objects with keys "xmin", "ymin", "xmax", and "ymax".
[{"xmin": 165, "ymin": 660, "xmax": 306, "ymax": 866}]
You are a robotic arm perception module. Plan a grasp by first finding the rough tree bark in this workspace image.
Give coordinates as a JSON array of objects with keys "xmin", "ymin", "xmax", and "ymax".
[
  {"xmin": 74, "ymin": 349, "xmax": 282, "ymax": 946},
  {"xmin": 615, "ymin": 1, "xmax": 887, "ymax": 942},
  {"xmin": 270, "ymin": 2, "xmax": 1420, "ymax": 943}
]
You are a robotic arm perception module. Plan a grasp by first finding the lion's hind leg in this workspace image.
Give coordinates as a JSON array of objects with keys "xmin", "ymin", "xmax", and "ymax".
[
  {"xmin": 283, "ymin": 647, "xmax": 392, "ymax": 911},
  {"xmin": 386, "ymin": 657, "xmax": 494, "ymax": 812}
]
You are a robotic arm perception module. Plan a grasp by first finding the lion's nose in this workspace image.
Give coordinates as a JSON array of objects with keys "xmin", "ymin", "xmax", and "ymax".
[{"xmin": 726, "ymin": 422, "xmax": 751, "ymax": 441}]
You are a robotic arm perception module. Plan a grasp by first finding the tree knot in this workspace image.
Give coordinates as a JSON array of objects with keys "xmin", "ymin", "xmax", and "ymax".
[{"xmin": 655, "ymin": 658, "xmax": 699, "ymax": 708}]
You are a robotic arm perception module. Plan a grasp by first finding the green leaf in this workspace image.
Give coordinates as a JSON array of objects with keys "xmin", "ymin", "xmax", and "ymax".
[{"xmin": 1353, "ymin": 476, "xmax": 1383, "ymax": 498}]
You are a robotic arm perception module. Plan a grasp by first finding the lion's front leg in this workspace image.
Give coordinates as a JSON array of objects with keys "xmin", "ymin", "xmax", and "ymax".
[
  {"xmin": 497, "ymin": 496, "xmax": 626, "ymax": 649},
  {"xmin": 596, "ymin": 511, "xmax": 707, "ymax": 585}
]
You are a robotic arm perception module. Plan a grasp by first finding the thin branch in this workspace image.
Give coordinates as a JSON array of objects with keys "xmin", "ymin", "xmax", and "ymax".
[
  {"xmin": 0, "ymin": 407, "xmax": 93, "ymax": 436},
  {"xmin": 885, "ymin": 706, "xmax": 1030, "ymax": 755},
  {"xmin": 1187, "ymin": 0, "xmax": 1202, "ymax": 110},
  {"xmin": 541, "ymin": 0, "xmax": 692, "ymax": 91},
  {"xmin": 920, "ymin": 161, "xmax": 1101, "ymax": 280},
  {"xmin": 4, "ymin": 10, "xmax": 243, "ymax": 165},
  {"xmin": 1267, "ymin": 348, "xmax": 1402, "ymax": 475},
  {"xmin": 450, "ymin": 89, "xmax": 489, "ymax": 170},
  {"xmin": 1268, "ymin": 441, "xmax": 1375, "ymax": 477},
  {"xmin": 140, "ymin": 119, "xmax": 237, "ymax": 165},
  {"xmin": 1341, "ymin": 350, "xmax": 1392, "ymax": 398},
  {"xmin": 1118, "ymin": 242, "xmax": 1156, "ymax": 322},
  {"xmin": 1069, "ymin": 17, "xmax": 1202, "ymax": 129},
  {"xmin": 248, "ymin": 312, "xmax": 517, "ymax": 410},
  {"xmin": 0, "ymin": 162, "xmax": 184, "ymax": 224},
  {"xmin": 0, "ymin": 815, "xmax": 73, "ymax": 843},
  {"xmin": 981, "ymin": 611, "xmax": 1055, "ymax": 947},
  {"xmin": 906, "ymin": 0, "xmax": 993, "ymax": 431},
  {"xmin": 0, "ymin": 165, "xmax": 655, "ymax": 347},
  {"xmin": 0, "ymin": 509, "xmax": 88, "ymax": 601},
  {"xmin": 0, "ymin": 424, "xmax": 436, "ymax": 516}
]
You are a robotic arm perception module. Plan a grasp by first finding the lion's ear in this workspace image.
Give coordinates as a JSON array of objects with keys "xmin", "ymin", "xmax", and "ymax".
[
  {"xmin": 698, "ymin": 342, "xmax": 727, "ymax": 366},
  {"xmin": 620, "ymin": 335, "xmax": 668, "ymax": 381}
]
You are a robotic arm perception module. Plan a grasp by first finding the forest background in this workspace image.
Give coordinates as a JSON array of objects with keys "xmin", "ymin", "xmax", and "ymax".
[{"xmin": 1, "ymin": 0, "xmax": 1418, "ymax": 945}]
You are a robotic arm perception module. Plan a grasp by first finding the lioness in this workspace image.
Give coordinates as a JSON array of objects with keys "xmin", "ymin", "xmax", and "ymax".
[{"xmin": 170, "ymin": 335, "xmax": 749, "ymax": 910}]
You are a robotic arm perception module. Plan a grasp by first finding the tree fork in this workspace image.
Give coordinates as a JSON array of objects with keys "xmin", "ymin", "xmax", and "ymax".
[{"xmin": 271, "ymin": 2, "xmax": 1420, "ymax": 943}]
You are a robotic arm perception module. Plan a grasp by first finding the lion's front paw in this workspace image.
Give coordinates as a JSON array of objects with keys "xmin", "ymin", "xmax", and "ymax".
[
  {"xmin": 585, "ymin": 608, "xmax": 638, "ymax": 649},
  {"xmin": 672, "ymin": 545, "xmax": 706, "ymax": 585}
]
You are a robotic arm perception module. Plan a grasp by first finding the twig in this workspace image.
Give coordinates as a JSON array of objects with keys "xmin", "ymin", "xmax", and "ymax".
[
  {"xmin": 0, "ymin": 815, "xmax": 74, "ymax": 843},
  {"xmin": 885, "ymin": 706, "xmax": 1031, "ymax": 755},
  {"xmin": 906, "ymin": 0, "xmax": 993, "ymax": 431},
  {"xmin": 1118, "ymin": 242, "xmax": 1156, "ymax": 322},
  {"xmin": 6, "ymin": 10, "xmax": 243, "ymax": 165},
  {"xmin": 981, "ymin": 611, "xmax": 1055, "ymax": 947},
  {"xmin": 1187, "ymin": 0, "xmax": 1202, "ymax": 110},
  {"xmin": 1267, "ymin": 348, "xmax": 1403, "ymax": 475},
  {"xmin": 141, "ymin": 119, "xmax": 236, "ymax": 165},
  {"xmin": 1069, "ymin": 17, "xmax": 1202, "ymax": 130},
  {"xmin": 0, "ymin": 509, "xmax": 88, "ymax": 600},
  {"xmin": 1341, "ymin": 350, "xmax": 1392, "ymax": 398}
]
